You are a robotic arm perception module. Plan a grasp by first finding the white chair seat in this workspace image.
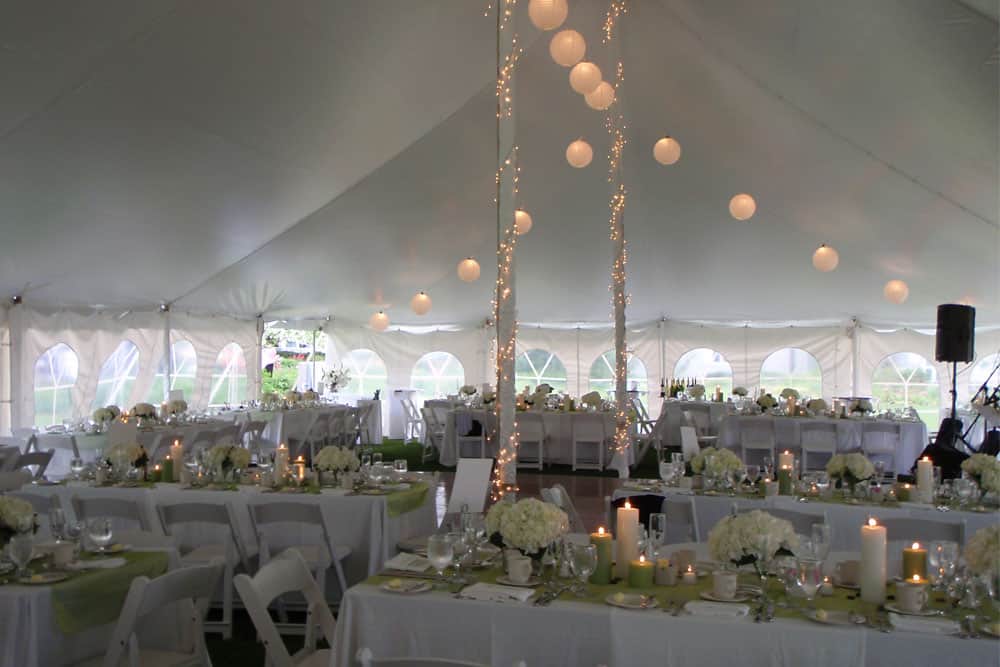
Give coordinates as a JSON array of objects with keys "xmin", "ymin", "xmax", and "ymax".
[{"xmin": 182, "ymin": 543, "xmax": 230, "ymax": 564}]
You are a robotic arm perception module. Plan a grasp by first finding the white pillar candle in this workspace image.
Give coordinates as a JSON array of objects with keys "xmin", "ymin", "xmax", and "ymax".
[
  {"xmin": 916, "ymin": 457, "xmax": 934, "ymax": 503},
  {"xmin": 615, "ymin": 501, "xmax": 639, "ymax": 580},
  {"xmin": 169, "ymin": 440, "xmax": 184, "ymax": 482},
  {"xmin": 860, "ymin": 518, "xmax": 887, "ymax": 604},
  {"xmin": 275, "ymin": 443, "xmax": 289, "ymax": 479},
  {"xmin": 778, "ymin": 450, "xmax": 794, "ymax": 470}
]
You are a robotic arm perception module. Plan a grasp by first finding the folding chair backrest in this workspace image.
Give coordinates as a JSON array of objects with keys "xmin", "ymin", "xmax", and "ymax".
[
  {"xmin": 517, "ymin": 412, "xmax": 545, "ymax": 441},
  {"xmin": 107, "ymin": 422, "xmax": 138, "ymax": 448},
  {"xmin": 158, "ymin": 501, "xmax": 247, "ymax": 566},
  {"xmin": 249, "ymin": 501, "xmax": 329, "ymax": 563},
  {"xmin": 573, "ymin": 413, "xmax": 607, "ymax": 442},
  {"xmin": 0, "ymin": 435, "xmax": 31, "ymax": 453},
  {"xmin": 241, "ymin": 420, "xmax": 268, "ymax": 447},
  {"xmin": 72, "ymin": 495, "xmax": 152, "ymax": 532},
  {"xmin": 663, "ymin": 497, "xmax": 699, "ymax": 543},
  {"xmin": 15, "ymin": 450, "xmax": 54, "ymax": 479},
  {"xmin": 680, "ymin": 426, "xmax": 700, "ymax": 460},
  {"xmin": 882, "ymin": 518, "xmax": 964, "ymax": 544},
  {"xmin": 740, "ymin": 418, "xmax": 775, "ymax": 443},
  {"xmin": 213, "ymin": 424, "xmax": 241, "ymax": 447},
  {"xmin": 0, "ymin": 446, "xmax": 22, "ymax": 471},
  {"xmin": 800, "ymin": 422, "xmax": 838, "ymax": 446}
]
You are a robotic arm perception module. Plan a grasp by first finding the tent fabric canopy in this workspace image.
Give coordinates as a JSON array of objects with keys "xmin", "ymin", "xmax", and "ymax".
[{"xmin": 0, "ymin": 0, "xmax": 996, "ymax": 328}]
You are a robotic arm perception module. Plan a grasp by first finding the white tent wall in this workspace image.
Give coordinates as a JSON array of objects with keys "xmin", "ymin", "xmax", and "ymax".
[
  {"xmin": 0, "ymin": 307, "xmax": 9, "ymax": 436},
  {"xmin": 169, "ymin": 311, "xmax": 260, "ymax": 411}
]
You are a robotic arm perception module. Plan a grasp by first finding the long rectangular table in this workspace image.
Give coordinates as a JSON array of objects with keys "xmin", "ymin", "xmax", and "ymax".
[{"xmin": 25, "ymin": 478, "xmax": 437, "ymax": 587}]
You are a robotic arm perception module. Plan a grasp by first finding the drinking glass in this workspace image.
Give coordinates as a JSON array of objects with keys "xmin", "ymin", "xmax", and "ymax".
[
  {"xmin": 569, "ymin": 543, "xmax": 597, "ymax": 596},
  {"xmin": 935, "ymin": 541, "xmax": 959, "ymax": 585},
  {"xmin": 746, "ymin": 465, "xmax": 760, "ymax": 484},
  {"xmin": 448, "ymin": 531, "xmax": 473, "ymax": 584},
  {"xmin": 87, "ymin": 517, "xmax": 114, "ymax": 554},
  {"xmin": 762, "ymin": 456, "xmax": 774, "ymax": 480},
  {"xmin": 48, "ymin": 508, "xmax": 66, "ymax": 542},
  {"xmin": 9, "ymin": 532, "xmax": 34, "ymax": 579},
  {"xmin": 372, "ymin": 452, "xmax": 383, "ymax": 466},
  {"xmin": 648, "ymin": 513, "xmax": 667, "ymax": 550},
  {"xmin": 360, "ymin": 452, "xmax": 372, "ymax": 469},
  {"xmin": 795, "ymin": 558, "xmax": 823, "ymax": 609},
  {"xmin": 393, "ymin": 459, "xmax": 408, "ymax": 476},
  {"xmin": 658, "ymin": 460, "xmax": 673, "ymax": 485},
  {"xmin": 426, "ymin": 535, "xmax": 454, "ymax": 586},
  {"xmin": 810, "ymin": 523, "xmax": 832, "ymax": 561},
  {"xmin": 69, "ymin": 458, "xmax": 85, "ymax": 480}
]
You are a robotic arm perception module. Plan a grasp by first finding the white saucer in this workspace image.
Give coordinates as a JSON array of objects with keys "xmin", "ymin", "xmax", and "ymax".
[
  {"xmin": 884, "ymin": 603, "xmax": 942, "ymax": 617},
  {"xmin": 699, "ymin": 591, "xmax": 751, "ymax": 603},
  {"xmin": 805, "ymin": 609, "xmax": 856, "ymax": 626},
  {"xmin": 605, "ymin": 593, "xmax": 658, "ymax": 610},
  {"xmin": 496, "ymin": 575, "xmax": 541, "ymax": 587},
  {"xmin": 380, "ymin": 580, "xmax": 432, "ymax": 594}
]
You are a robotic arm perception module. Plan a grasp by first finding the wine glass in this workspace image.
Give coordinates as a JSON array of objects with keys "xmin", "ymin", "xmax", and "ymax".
[
  {"xmin": 426, "ymin": 535, "xmax": 454, "ymax": 587},
  {"xmin": 795, "ymin": 558, "xmax": 823, "ymax": 610},
  {"xmin": 64, "ymin": 520, "xmax": 83, "ymax": 560},
  {"xmin": 69, "ymin": 457, "xmax": 85, "ymax": 480},
  {"xmin": 746, "ymin": 464, "xmax": 760, "ymax": 485},
  {"xmin": 569, "ymin": 543, "xmax": 597, "ymax": 596},
  {"xmin": 48, "ymin": 508, "xmax": 66, "ymax": 542},
  {"xmin": 393, "ymin": 459, "xmax": 408, "ymax": 477},
  {"xmin": 87, "ymin": 517, "xmax": 114, "ymax": 555},
  {"xmin": 762, "ymin": 456, "xmax": 774, "ymax": 480},
  {"xmin": 372, "ymin": 452, "xmax": 383, "ymax": 466},
  {"xmin": 9, "ymin": 532, "xmax": 34, "ymax": 580},
  {"xmin": 658, "ymin": 459, "xmax": 673, "ymax": 485},
  {"xmin": 447, "ymin": 532, "xmax": 473, "ymax": 584},
  {"xmin": 648, "ymin": 513, "xmax": 667, "ymax": 551}
]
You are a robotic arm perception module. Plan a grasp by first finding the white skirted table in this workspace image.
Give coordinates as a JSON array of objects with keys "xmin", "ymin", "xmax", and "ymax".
[{"xmin": 332, "ymin": 583, "xmax": 998, "ymax": 667}]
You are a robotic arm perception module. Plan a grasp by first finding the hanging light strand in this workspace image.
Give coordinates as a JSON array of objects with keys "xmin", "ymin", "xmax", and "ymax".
[
  {"xmin": 602, "ymin": 0, "xmax": 628, "ymax": 44},
  {"xmin": 496, "ymin": 35, "xmax": 523, "ymax": 119},
  {"xmin": 485, "ymin": 0, "xmax": 517, "ymax": 31}
]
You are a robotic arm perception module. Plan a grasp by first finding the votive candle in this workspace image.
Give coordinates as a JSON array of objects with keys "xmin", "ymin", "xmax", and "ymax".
[
  {"xmin": 902, "ymin": 542, "xmax": 928, "ymax": 580},
  {"xmin": 860, "ymin": 518, "xmax": 887, "ymax": 604},
  {"xmin": 628, "ymin": 555, "xmax": 655, "ymax": 588},
  {"xmin": 590, "ymin": 526, "xmax": 613, "ymax": 584},
  {"xmin": 682, "ymin": 565, "xmax": 697, "ymax": 585},
  {"xmin": 161, "ymin": 456, "xmax": 173, "ymax": 484},
  {"xmin": 615, "ymin": 501, "xmax": 639, "ymax": 580},
  {"xmin": 169, "ymin": 440, "xmax": 184, "ymax": 481},
  {"xmin": 916, "ymin": 457, "xmax": 934, "ymax": 503}
]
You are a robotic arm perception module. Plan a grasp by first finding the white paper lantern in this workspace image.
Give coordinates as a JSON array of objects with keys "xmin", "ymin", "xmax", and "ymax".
[
  {"xmin": 369, "ymin": 311, "xmax": 389, "ymax": 332},
  {"xmin": 410, "ymin": 291, "xmax": 432, "ymax": 315},
  {"xmin": 569, "ymin": 62, "xmax": 602, "ymax": 94},
  {"xmin": 565, "ymin": 139, "xmax": 593, "ymax": 168},
  {"xmin": 653, "ymin": 136, "xmax": 682, "ymax": 165},
  {"xmin": 549, "ymin": 29, "xmax": 585, "ymax": 67},
  {"xmin": 883, "ymin": 279, "xmax": 909, "ymax": 304},
  {"xmin": 584, "ymin": 81, "xmax": 615, "ymax": 110},
  {"xmin": 457, "ymin": 257, "xmax": 481, "ymax": 282},
  {"xmin": 812, "ymin": 244, "xmax": 839, "ymax": 272},
  {"xmin": 528, "ymin": 0, "xmax": 568, "ymax": 31},
  {"xmin": 728, "ymin": 193, "xmax": 757, "ymax": 221},
  {"xmin": 514, "ymin": 209, "xmax": 533, "ymax": 235}
]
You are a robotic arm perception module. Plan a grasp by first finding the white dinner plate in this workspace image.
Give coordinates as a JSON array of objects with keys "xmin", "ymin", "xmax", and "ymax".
[
  {"xmin": 495, "ymin": 575, "xmax": 541, "ymax": 587},
  {"xmin": 380, "ymin": 579, "xmax": 432, "ymax": 594},
  {"xmin": 699, "ymin": 591, "xmax": 752, "ymax": 603},
  {"xmin": 805, "ymin": 609, "xmax": 857, "ymax": 626},
  {"xmin": 605, "ymin": 593, "xmax": 658, "ymax": 610},
  {"xmin": 884, "ymin": 603, "xmax": 943, "ymax": 617},
  {"xmin": 18, "ymin": 572, "xmax": 69, "ymax": 585}
]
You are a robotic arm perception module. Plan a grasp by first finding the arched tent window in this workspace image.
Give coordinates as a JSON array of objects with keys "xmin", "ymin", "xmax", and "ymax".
[
  {"xmin": 872, "ymin": 352, "xmax": 940, "ymax": 425},
  {"xmin": 760, "ymin": 348, "xmax": 823, "ymax": 398},
  {"xmin": 515, "ymin": 349, "xmax": 568, "ymax": 393},
  {"xmin": 92, "ymin": 340, "xmax": 140, "ymax": 409},
  {"xmin": 34, "ymin": 343, "xmax": 78, "ymax": 427},
  {"xmin": 147, "ymin": 340, "xmax": 198, "ymax": 403},
  {"xmin": 968, "ymin": 353, "xmax": 1000, "ymax": 396},
  {"xmin": 209, "ymin": 343, "xmax": 248, "ymax": 407},
  {"xmin": 411, "ymin": 352, "xmax": 464, "ymax": 403},
  {"xmin": 673, "ymin": 348, "xmax": 733, "ymax": 396},
  {"xmin": 341, "ymin": 348, "xmax": 388, "ymax": 398},
  {"xmin": 590, "ymin": 350, "xmax": 649, "ymax": 404}
]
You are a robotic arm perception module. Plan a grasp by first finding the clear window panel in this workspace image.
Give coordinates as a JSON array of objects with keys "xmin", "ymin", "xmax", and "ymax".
[
  {"xmin": 759, "ymin": 348, "xmax": 822, "ymax": 398},
  {"xmin": 341, "ymin": 348, "xmax": 388, "ymax": 398},
  {"xmin": 209, "ymin": 343, "xmax": 248, "ymax": 407},
  {"xmin": 410, "ymin": 351, "xmax": 465, "ymax": 404},
  {"xmin": 872, "ymin": 352, "xmax": 939, "ymax": 425},
  {"xmin": 92, "ymin": 340, "xmax": 140, "ymax": 409},
  {"xmin": 673, "ymin": 348, "xmax": 734, "ymax": 396},
  {"xmin": 968, "ymin": 353, "xmax": 999, "ymax": 396},
  {"xmin": 515, "ymin": 348, "xmax": 568, "ymax": 394},
  {"xmin": 148, "ymin": 340, "xmax": 198, "ymax": 403},
  {"xmin": 589, "ymin": 350, "xmax": 649, "ymax": 406},
  {"xmin": 34, "ymin": 343, "xmax": 79, "ymax": 427}
]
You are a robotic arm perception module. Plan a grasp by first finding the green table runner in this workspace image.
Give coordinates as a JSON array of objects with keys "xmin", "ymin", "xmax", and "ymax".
[
  {"xmin": 386, "ymin": 482, "xmax": 429, "ymax": 518},
  {"xmin": 48, "ymin": 551, "xmax": 169, "ymax": 635}
]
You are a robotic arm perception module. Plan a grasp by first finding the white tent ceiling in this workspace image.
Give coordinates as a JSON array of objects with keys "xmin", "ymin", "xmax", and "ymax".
[{"xmin": 0, "ymin": 0, "xmax": 997, "ymax": 327}]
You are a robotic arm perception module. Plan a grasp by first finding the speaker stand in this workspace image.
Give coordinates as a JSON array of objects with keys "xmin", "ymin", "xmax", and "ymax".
[{"xmin": 950, "ymin": 361, "xmax": 958, "ymax": 420}]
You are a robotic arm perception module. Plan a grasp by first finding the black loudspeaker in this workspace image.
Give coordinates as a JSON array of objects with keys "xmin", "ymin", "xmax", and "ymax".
[{"xmin": 935, "ymin": 304, "xmax": 975, "ymax": 363}]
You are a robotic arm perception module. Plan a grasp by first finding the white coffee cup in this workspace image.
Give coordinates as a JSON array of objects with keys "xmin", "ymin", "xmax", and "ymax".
[
  {"xmin": 896, "ymin": 580, "xmax": 928, "ymax": 613},
  {"xmin": 712, "ymin": 570, "xmax": 738, "ymax": 600},
  {"xmin": 507, "ymin": 555, "xmax": 533, "ymax": 584}
]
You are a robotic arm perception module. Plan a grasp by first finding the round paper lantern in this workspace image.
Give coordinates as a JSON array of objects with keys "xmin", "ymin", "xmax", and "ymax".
[
  {"xmin": 457, "ymin": 257, "xmax": 481, "ymax": 282},
  {"xmin": 728, "ymin": 193, "xmax": 757, "ymax": 221},
  {"xmin": 883, "ymin": 280, "xmax": 909, "ymax": 304},
  {"xmin": 514, "ymin": 209, "xmax": 533, "ymax": 235},
  {"xmin": 410, "ymin": 291, "xmax": 432, "ymax": 315},
  {"xmin": 549, "ymin": 29, "xmax": 585, "ymax": 67},
  {"xmin": 584, "ymin": 81, "xmax": 615, "ymax": 110},
  {"xmin": 565, "ymin": 139, "xmax": 593, "ymax": 168},
  {"xmin": 569, "ymin": 62, "xmax": 602, "ymax": 94},
  {"xmin": 369, "ymin": 311, "xmax": 389, "ymax": 332},
  {"xmin": 528, "ymin": 0, "xmax": 568, "ymax": 31},
  {"xmin": 812, "ymin": 244, "xmax": 839, "ymax": 272},
  {"xmin": 653, "ymin": 136, "xmax": 682, "ymax": 165}
]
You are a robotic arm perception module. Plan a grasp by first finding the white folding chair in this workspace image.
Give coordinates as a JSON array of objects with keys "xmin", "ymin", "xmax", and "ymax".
[
  {"xmin": 212, "ymin": 424, "xmax": 241, "ymax": 448},
  {"xmin": 421, "ymin": 408, "xmax": 448, "ymax": 461},
  {"xmin": 248, "ymin": 501, "xmax": 351, "ymax": 617},
  {"xmin": 679, "ymin": 426, "xmax": 701, "ymax": 461},
  {"xmin": 401, "ymin": 398, "xmax": 424, "ymax": 442},
  {"xmin": 540, "ymin": 483, "xmax": 586, "ymax": 533},
  {"xmin": 14, "ymin": 450, "xmax": 54, "ymax": 480},
  {"xmin": 739, "ymin": 418, "xmax": 776, "ymax": 467},
  {"xmin": 352, "ymin": 402, "xmax": 376, "ymax": 446},
  {"xmin": 453, "ymin": 410, "xmax": 486, "ymax": 460},
  {"xmin": 799, "ymin": 422, "xmax": 839, "ymax": 472},
  {"xmin": 662, "ymin": 496, "xmax": 700, "ymax": 544},
  {"xmin": 861, "ymin": 422, "xmax": 901, "ymax": 473},
  {"xmin": 158, "ymin": 501, "xmax": 250, "ymax": 639},
  {"xmin": 240, "ymin": 420, "xmax": 270, "ymax": 449},
  {"xmin": 632, "ymin": 411, "xmax": 669, "ymax": 467},
  {"xmin": 629, "ymin": 395, "xmax": 654, "ymax": 437},
  {"xmin": 356, "ymin": 649, "xmax": 491, "ymax": 667},
  {"xmin": 0, "ymin": 433, "xmax": 33, "ymax": 454},
  {"xmin": 82, "ymin": 560, "xmax": 223, "ymax": 667},
  {"xmin": 516, "ymin": 412, "xmax": 546, "ymax": 470},
  {"xmin": 234, "ymin": 549, "xmax": 337, "ymax": 667},
  {"xmin": 72, "ymin": 494, "xmax": 154, "ymax": 533},
  {"xmin": 570, "ymin": 413, "xmax": 607, "ymax": 471}
]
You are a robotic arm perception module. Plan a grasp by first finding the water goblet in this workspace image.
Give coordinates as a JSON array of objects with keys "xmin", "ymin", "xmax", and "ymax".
[
  {"xmin": 746, "ymin": 464, "xmax": 760, "ymax": 485},
  {"xmin": 48, "ymin": 508, "xmax": 66, "ymax": 542},
  {"xmin": 795, "ymin": 558, "xmax": 823, "ymax": 609},
  {"xmin": 448, "ymin": 531, "xmax": 473, "ymax": 585},
  {"xmin": 810, "ymin": 523, "xmax": 832, "ymax": 561},
  {"xmin": 9, "ymin": 532, "xmax": 34, "ymax": 580},
  {"xmin": 87, "ymin": 517, "xmax": 114, "ymax": 555},
  {"xmin": 393, "ymin": 459, "xmax": 408, "ymax": 476},
  {"xmin": 372, "ymin": 452, "xmax": 383, "ymax": 466},
  {"xmin": 648, "ymin": 513, "xmax": 667, "ymax": 550},
  {"xmin": 426, "ymin": 535, "xmax": 454, "ymax": 588},
  {"xmin": 69, "ymin": 457, "xmax": 85, "ymax": 480},
  {"xmin": 569, "ymin": 543, "xmax": 597, "ymax": 597}
]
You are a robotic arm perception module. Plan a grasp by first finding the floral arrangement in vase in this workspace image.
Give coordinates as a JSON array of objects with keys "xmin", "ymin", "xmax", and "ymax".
[
  {"xmin": 284, "ymin": 390, "xmax": 302, "ymax": 405},
  {"xmin": 690, "ymin": 447, "xmax": 743, "ymax": 487},
  {"xmin": 708, "ymin": 510, "xmax": 799, "ymax": 575},
  {"xmin": 825, "ymin": 453, "xmax": 874, "ymax": 493},
  {"xmin": 322, "ymin": 367, "xmax": 351, "ymax": 392},
  {"xmin": 689, "ymin": 384, "xmax": 706, "ymax": 399},
  {"xmin": 486, "ymin": 498, "xmax": 568, "ymax": 558},
  {"xmin": 106, "ymin": 443, "xmax": 149, "ymax": 470},
  {"xmin": 806, "ymin": 398, "xmax": 827, "ymax": 413},
  {"xmin": 166, "ymin": 399, "xmax": 187, "ymax": 416},
  {"xmin": 849, "ymin": 398, "xmax": 874, "ymax": 414},
  {"xmin": 482, "ymin": 391, "xmax": 496, "ymax": 405},
  {"xmin": 732, "ymin": 387, "xmax": 748, "ymax": 397},
  {"xmin": 964, "ymin": 525, "xmax": 1000, "ymax": 577},
  {"xmin": 756, "ymin": 393, "xmax": 777, "ymax": 410},
  {"xmin": 0, "ymin": 496, "xmax": 37, "ymax": 548},
  {"xmin": 205, "ymin": 444, "xmax": 251, "ymax": 480},
  {"xmin": 580, "ymin": 391, "xmax": 602, "ymax": 409},
  {"xmin": 131, "ymin": 402, "xmax": 157, "ymax": 420},
  {"xmin": 960, "ymin": 453, "xmax": 1000, "ymax": 499},
  {"xmin": 779, "ymin": 388, "xmax": 800, "ymax": 400},
  {"xmin": 460, "ymin": 385, "xmax": 478, "ymax": 396},
  {"xmin": 302, "ymin": 389, "xmax": 319, "ymax": 401},
  {"xmin": 92, "ymin": 406, "xmax": 119, "ymax": 425},
  {"xmin": 313, "ymin": 446, "xmax": 360, "ymax": 473}
]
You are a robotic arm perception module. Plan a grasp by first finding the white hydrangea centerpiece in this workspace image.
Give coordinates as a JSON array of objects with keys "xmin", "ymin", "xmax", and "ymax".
[
  {"xmin": 460, "ymin": 385, "xmax": 478, "ymax": 396},
  {"xmin": 92, "ymin": 407, "xmax": 114, "ymax": 423},
  {"xmin": 313, "ymin": 446, "xmax": 360, "ymax": 473},
  {"xmin": 485, "ymin": 498, "xmax": 568, "ymax": 558},
  {"xmin": 284, "ymin": 390, "xmax": 302, "ymax": 404},
  {"xmin": 964, "ymin": 525, "xmax": 1000, "ymax": 577},
  {"xmin": 482, "ymin": 391, "xmax": 496, "ymax": 405},
  {"xmin": 106, "ymin": 442, "xmax": 148, "ymax": 469},
  {"xmin": 806, "ymin": 398, "xmax": 828, "ymax": 413},
  {"xmin": 757, "ymin": 394, "xmax": 777, "ymax": 410},
  {"xmin": 580, "ymin": 391, "xmax": 602, "ymax": 408},
  {"xmin": 708, "ymin": 510, "xmax": 799, "ymax": 574},
  {"xmin": 0, "ymin": 496, "xmax": 37, "ymax": 547},
  {"xmin": 131, "ymin": 402, "xmax": 157, "ymax": 419},
  {"xmin": 825, "ymin": 453, "xmax": 874, "ymax": 492},
  {"xmin": 690, "ymin": 447, "xmax": 743, "ymax": 479},
  {"xmin": 205, "ymin": 444, "xmax": 251, "ymax": 476},
  {"xmin": 322, "ymin": 367, "xmax": 351, "ymax": 391},
  {"xmin": 961, "ymin": 453, "xmax": 1000, "ymax": 498},
  {"xmin": 779, "ymin": 388, "xmax": 800, "ymax": 400},
  {"xmin": 302, "ymin": 389, "xmax": 318, "ymax": 401},
  {"xmin": 166, "ymin": 399, "xmax": 187, "ymax": 416},
  {"xmin": 850, "ymin": 398, "xmax": 874, "ymax": 414},
  {"xmin": 689, "ymin": 384, "xmax": 706, "ymax": 399},
  {"xmin": 732, "ymin": 387, "xmax": 749, "ymax": 397}
]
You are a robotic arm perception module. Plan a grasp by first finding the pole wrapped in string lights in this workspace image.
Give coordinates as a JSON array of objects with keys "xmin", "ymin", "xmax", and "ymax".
[{"xmin": 490, "ymin": 0, "xmax": 521, "ymax": 499}]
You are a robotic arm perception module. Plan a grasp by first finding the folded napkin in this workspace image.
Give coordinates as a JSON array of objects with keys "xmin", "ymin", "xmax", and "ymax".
[
  {"xmin": 888, "ymin": 613, "xmax": 960, "ymax": 635},
  {"xmin": 459, "ymin": 583, "xmax": 535, "ymax": 603},
  {"xmin": 383, "ymin": 552, "xmax": 431, "ymax": 573},
  {"xmin": 683, "ymin": 601, "xmax": 750, "ymax": 618},
  {"xmin": 66, "ymin": 557, "xmax": 127, "ymax": 571}
]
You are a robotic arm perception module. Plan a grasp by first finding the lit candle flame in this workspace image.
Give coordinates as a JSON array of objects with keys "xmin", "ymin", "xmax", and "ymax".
[
  {"xmin": 867, "ymin": 518, "xmax": 877, "ymax": 527},
  {"xmin": 624, "ymin": 501, "xmax": 631, "ymax": 509},
  {"xmin": 912, "ymin": 542, "xmax": 920, "ymax": 550},
  {"xmin": 686, "ymin": 565, "xmax": 693, "ymax": 572},
  {"xmin": 639, "ymin": 555, "xmax": 646, "ymax": 564},
  {"xmin": 912, "ymin": 574, "xmax": 921, "ymax": 583},
  {"xmin": 598, "ymin": 527, "xmax": 605, "ymax": 535}
]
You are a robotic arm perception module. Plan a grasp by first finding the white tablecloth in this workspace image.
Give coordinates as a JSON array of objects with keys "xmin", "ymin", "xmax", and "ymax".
[
  {"xmin": 659, "ymin": 400, "xmax": 732, "ymax": 442},
  {"xmin": 610, "ymin": 487, "xmax": 999, "ymax": 552},
  {"xmin": 243, "ymin": 405, "xmax": 351, "ymax": 447},
  {"xmin": 0, "ymin": 547, "xmax": 181, "ymax": 667},
  {"xmin": 25, "ymin": 480, "xmax": 436, "ymax": 587},
  {"xmin": 441, "ymin": 410, "xmax": 623, "ymax": 467},
  {"xmin": 717, "ymin": 415, "xmax": 928, "ymax": 475},
  {"xmin": 331, "ymin": 584, "xmax": 998, "ymax": 667}
]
